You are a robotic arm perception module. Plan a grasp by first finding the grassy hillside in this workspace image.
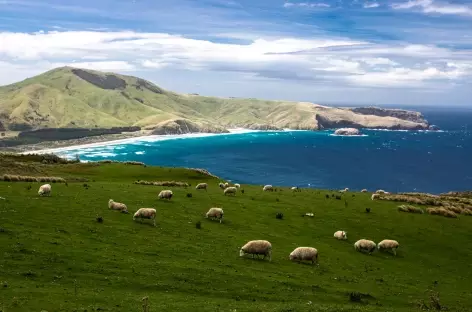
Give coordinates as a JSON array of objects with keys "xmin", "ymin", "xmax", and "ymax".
[
  {"xmin": 0, "ymin": 155, "xmax": 470, "ymax": 311},
  {"xmin": 0, "ymin": 67, "xmax": 429, "ymax": 133}
]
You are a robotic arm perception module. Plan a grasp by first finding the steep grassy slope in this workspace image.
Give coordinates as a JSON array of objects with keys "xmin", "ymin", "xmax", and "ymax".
[
  {"xmin": 0, "ymin": 156, "xmax": 470, "ymax": 311},
  {"xmin": 0, "ymin": 67, "xmax": 430, "ymax": 132}
]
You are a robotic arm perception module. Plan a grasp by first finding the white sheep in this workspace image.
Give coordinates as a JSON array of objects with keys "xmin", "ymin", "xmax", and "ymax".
[
  {"xmin": 234, "ymin": 183, "xmax": 241, "ymax": 189},
  {"xmin": 291, "ymin": 186, "xmax": 301, "ymax": 192},
  {"xmin": 377, "ymin": 239, "xmax": 399, "ymax": 256},
  {"xmin": 38, "ymin": 184, "xmax": 51, "ymax": 196},
  {"xmin": 354, "ymin": 239, "xmax": 377, "ymax": 254},
  {"xmin": 334, "ymin": 230, "xmax": 347, "ymax": 240},
  {"xmin": 361, "ymin": 189, "xmax": 368, "ymax": 193},
  {"xmin": 108, "ymin": 199, "xmax": 129, "ymax": 213},
  {"xmin": 196, "ymin": 183, "xmax": 208, "ymax": 190},
  {"xmin": 133, "ymin": 208, "xmax": 157, "ymax": 226},
  {"xmin": 219, "ymin": 182, "xmax": 225, "ymax": 189},
  {"xmin": 371, "ymin": 194, "xmax": 380, "ymax": 201},
  {"xmin": 376, "ymin": 189, "xmax": 386, "ymax": 194},
  {"xmin": 289, "ymin": 247, "xmax": 318, "ymax": 265},
  {"xmin": 263, "ymin": 185, "xmax": 273, "ymax": 192},
  {"xmin": 158, "ymin": 190, "xmax": 173, "ymax": 200},
  {"xmin": 205, "ymin": 207, "xmax": 224, "ymax": 223},
  {"xmin": 224, "ymin": 186, "xmax": 237, "ymax": 196},
  {"xmin": 339, "ymin": 187, "xmax": 349, "ymax": 193},
  {"xmin": 224, "ymin": 182, "xmax": 229, "ymax": 188},
  {"xmin": 239, "ymin": 240, "xmax": 272, "ymax": 261}
]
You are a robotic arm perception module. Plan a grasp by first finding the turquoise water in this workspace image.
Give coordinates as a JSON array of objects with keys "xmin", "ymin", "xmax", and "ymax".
[{"xmin": 56, "ymin": 108, "xmax": 472, "ymax": 194}]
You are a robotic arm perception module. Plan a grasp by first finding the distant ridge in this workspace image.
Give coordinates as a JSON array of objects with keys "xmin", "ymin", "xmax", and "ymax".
[{"xmin": 0, "ymin": 67, "xmax": 431, "ymax": 134}]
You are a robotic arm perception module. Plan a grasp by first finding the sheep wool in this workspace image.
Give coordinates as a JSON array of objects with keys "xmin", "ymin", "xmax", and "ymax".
[
  {"xmin": 289, "ymin": 247, "xmax": 318, "ymax": 265},
  {"xmin": 234, "ymin": 183, "xmax": 241, "ymax": 189},
  {"xmin": 219, "ymin": 183, "xmax": 225, "ymax": 189},
  {"xmin": 224, "ymin": 182, "xmax": 229, "ymax": 188},
  {"xmin": 38, "ymin": 184, "xmax": 51, "ymax": 196},
  {"xmin": 354, "ymin": 239, "xmax": 377, "ymax": 254},
  {"xmin": 158, "ymin": 190, "xmax": 173, "ymax": 200},
  {"xmin": 224, "ymin": 186, "xmax": 237, "ymax": 196},
  {"xmin": 196, "ymin": 183, "xmax": 208, "ymax": 190},
  {"xmin": 334, "ymin": 230, "xmax": 347, "ymax": 240},
  {"xmin": 108, "ymin": 199, "xmax": 128, "ymax": 213},
  {"xmin": 263, "ymin": 185, "xmax": 273, "ymax": 192},
  {"xmin": 133, "ymin": 208, "xmax": 157, "ymax": 226},
  {"xmin": 377, "ymin": 239, "xmax": 399, "ymax": 256},
  {"xmin": 361, "ymin": 189, "xmax": 368, "ymax": 193},
  {"xmin": 371, "ymin": 194, "xmax": 380, "ymax": 201},
  {"xmin": 240, "ymin": 240, "xmax": 272, "ymax": 261},
  {"xmin": 376, "ymin": 189, "xmax": 386, "ymax": 194},
  {"xmin": 205, "ymin": 207, "xmax": 224, "ymax": 223}
]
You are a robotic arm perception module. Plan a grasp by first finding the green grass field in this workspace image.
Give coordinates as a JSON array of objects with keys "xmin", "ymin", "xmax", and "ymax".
[{"xmin": 0, "ymin": 157, "xmax": 471, "ymax": 311}]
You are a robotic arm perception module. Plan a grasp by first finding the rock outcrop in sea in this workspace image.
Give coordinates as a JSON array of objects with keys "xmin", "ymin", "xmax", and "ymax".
[{"xmin": 334, "ymin": 128, "xmax": 361, "ymax": 136}]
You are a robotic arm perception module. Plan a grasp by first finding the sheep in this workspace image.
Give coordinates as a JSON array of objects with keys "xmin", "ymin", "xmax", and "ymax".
[
  {"xmin": 158, "ymin": 190, "xmax": 173, "ymax": 200},
  {"xmin": 205, "ymin": 207, "xmax": 224, "ymax": 223},
  {"xmin": 224, "ymin": 186, "xmax": 237, "ymax": 196},
  {"xmin": 108, "ymin": 199, "xmax": 129, "ymax": 213},
  {"xmin": 376, "ymin": 189, "xmax": 386, "ymax": 194},
  {"xmin": 239, "ymin": 240, "xmax": 272, "ymax": 261},
  {"xmin": 291, "ymin": 186, "xmax": 300, "ymax": 192},
  {"xmin": 361, "ymin": 189, "xmax": 368, "ymax": 193},
  {"xmin": 263, "ymin": 185, "xmax": 273, "ymax": 192},
  {"xmin": 354, "ymin": 239, "xmax": 377, "ymax": 254},
  {"xmin": 38, "ymin": 184, "xmax": 51, "ymax": 196},
  {"xmin": 133, "ymin": 208, "xmax": 157, "ymax": 226},
  {"xmin": 339, "ymin": 188, "xmax": 349, "ymax": 193},
  {"xmin": 219, "ymin": 182, "xmax": 225, "ymax": 189},
  {"xmin": 289, "ymin": 247, "xmax": 318, "ymax": 265},
  {"xmin": 377, "ymin": 239, "xmax": 399, "ymax": 256},
  {"xmin": 224, "ymin": 182, "xmax": 229, "ymax": 188},
  {"xmin": 371, "ymin": 194, "xmax": 380, "ymax": 201},
  {"xmin": 195, "ymin": 183, "xmax": 208, "ymax": 190},
  {"xmin": 234, "ymin": 183, "xmax": 241, "ymax": 188},
  {"xmin": 334, "ymin": 230, "xmax": 347, "ymax": 240}
]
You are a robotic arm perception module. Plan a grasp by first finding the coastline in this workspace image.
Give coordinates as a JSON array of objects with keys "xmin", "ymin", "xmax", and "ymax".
[{"xmin": 18, "ymin": 128, "xmax": 266, "ymax": 155}]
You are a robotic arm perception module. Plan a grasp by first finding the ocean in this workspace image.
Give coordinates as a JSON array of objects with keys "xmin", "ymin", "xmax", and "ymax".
[{"xmin": 54, "ymin": 106, "xmax": 472, "ymax": 194}]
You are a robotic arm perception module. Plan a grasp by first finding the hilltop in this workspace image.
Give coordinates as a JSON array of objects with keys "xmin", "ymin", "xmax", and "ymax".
[
  {"xmin": 0, "ymin": 67, "xmax": 431, "ymax": 135},
  {"xmin": 0, "ymin": 154, "xmax": 471, "ymax": 311}
]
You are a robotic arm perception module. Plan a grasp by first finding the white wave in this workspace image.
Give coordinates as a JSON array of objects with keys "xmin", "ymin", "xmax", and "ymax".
[
  {"xmin": 329, "ymin": 134, "xmax": 369, "ymax": 137},
  {"xmin": 135, "ymin": 151, "xmax": 145, "ymax": 155}
]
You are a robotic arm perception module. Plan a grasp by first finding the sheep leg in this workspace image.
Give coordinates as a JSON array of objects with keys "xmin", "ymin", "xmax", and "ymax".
[{"xmin": 392, "ymin": 248, "xmax": 397, "ymax": 256}]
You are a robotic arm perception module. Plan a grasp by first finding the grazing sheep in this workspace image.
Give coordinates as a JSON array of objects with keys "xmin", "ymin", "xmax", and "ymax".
[
  {"xmin": 205, "ymin": 207, "xmax": 224, "ymax": 223},
  {"xmin": 291, "ymin": 186, "xmax": 300, "ymax": 192},
  {"xmin": 289, "ymin": 247, "xmax": 318, "ymax": 265},
  {"xmin": 196, "ymin": 183, "xmax": 208, "ymax": 190},
  {"xmin": 224, "ymin": 182, "xmax": 229, "ymax": 188},
  {"xmin": 377, "ymin": 239, "xmax": 399, "ymax": 256},
  {"xmin": 239, "ymin": 240, "xmax": 272, "ymax": 261},
  {"xmin": 158, "ymin": 190, "xmax": 173, "ymax": 200},
  {"xmin": 133, "ymin": 208, "xmax": 157, "ymax": 226},
  {"xmin": 263, "ymin": 185, "xmax": 273, "ymax": 192},
  {"xmin": 108, "ymin": 199, "xmax": 129, "ymax": 213},
  {"xmin": 376, "ymin": 189, "xmax": 387, "ymax": 194},
  {"xmin": 38, "ymin": 184, "xmax": 51, "ymax": 196},
  {"xmin": 234, "ymin": 183, "xmax": 241, "ymax": 188},
  {"xmin": 354, "ymin": 239, "xmax": 377, "ymax": 254},
  {"xmin": 339, "ymin": 188, "xmax": 349, "ymax": 193},
  {"xmin": 371, "ymin": 194, "xmax": 380, "ymax": 201},
  {"xmin": 219, "ymin": 182, "xmax": 225, "ymax": 189},
  {"xmin": 334, "ymin": 230, "xmax": 347, "ymax": 240},
  {"xmin": 224, "ymin": 186, "xmax": 237, "ymax": 196},
  {"xmin": 361, "ymin": 189, "xmax": 368, "ymax": 193}
]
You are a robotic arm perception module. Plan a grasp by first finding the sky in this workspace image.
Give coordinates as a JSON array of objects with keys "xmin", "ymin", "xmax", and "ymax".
[{"xmin": 1, "ymin": 0, "xmax": 472, "ymax": 106}]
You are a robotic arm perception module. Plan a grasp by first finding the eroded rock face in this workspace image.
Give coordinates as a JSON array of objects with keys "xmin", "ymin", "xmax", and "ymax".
[
  {"xmin": 334, "ymin": 128, "xmax": 361, "ymax": 136},
  {"xmin": 150, "ymin": 119, "xmax": 229, "ymax": 135},
  {"xmin": 72, "ymin": 69, "xmax": 127, "ymax": 90}
]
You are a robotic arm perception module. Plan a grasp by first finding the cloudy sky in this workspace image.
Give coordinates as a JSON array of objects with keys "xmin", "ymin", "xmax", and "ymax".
[{"xmin": 1, "ymin": 0, "xmax": 472, "ymax": 106}]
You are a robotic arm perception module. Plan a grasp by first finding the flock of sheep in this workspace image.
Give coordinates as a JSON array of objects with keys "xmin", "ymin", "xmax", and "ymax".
[{"xmin": 36, "ymin": 181, "xmax": 400, "ymax": 264}]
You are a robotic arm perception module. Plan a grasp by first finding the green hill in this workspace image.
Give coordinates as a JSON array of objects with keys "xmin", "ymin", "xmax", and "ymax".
[
  {"xmin": 0, "ymin": 154, "xmax": 470, "ymax": 311},
  {"xmin": 0, "ymin": 67, "xmax": 430, "ymax": 133}
]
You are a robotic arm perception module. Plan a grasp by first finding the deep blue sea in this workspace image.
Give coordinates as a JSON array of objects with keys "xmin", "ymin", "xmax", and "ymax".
[{"xmin": 55, "ymin": 106, "xmax": 472, "ymax": 194}]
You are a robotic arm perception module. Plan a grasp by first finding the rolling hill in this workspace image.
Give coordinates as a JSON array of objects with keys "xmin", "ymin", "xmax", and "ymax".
[{"xmin": 0, "ymin": 67, "xmax": 431, "ymax": 133}]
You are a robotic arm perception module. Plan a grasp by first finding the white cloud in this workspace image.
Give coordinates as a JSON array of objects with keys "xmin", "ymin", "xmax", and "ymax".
[
  {"xmin": 283, "ymin": 2, "xmax": 330, "ymax": 8},
  {"xmin": 364, "ymin": 2, "xmax": 380, "ymax": 8},
  {"xmin": 0, "ymin": 30, "xmax": 471, "ymax": 89},
  {"xmin": 392, "ymin": 0, "xmax": 472, "ymax": 16}
]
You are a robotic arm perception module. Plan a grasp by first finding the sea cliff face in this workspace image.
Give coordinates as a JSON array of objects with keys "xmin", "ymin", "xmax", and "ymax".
[{"xmin": 148, "ymin": 119, "xmax": 229, "ymax": 135}]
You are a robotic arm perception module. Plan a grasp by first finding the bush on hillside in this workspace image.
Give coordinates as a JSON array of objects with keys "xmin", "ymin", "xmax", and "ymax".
[{"xmin": 134, "ymin": 180, "xmax": 189, "ymax": 187}]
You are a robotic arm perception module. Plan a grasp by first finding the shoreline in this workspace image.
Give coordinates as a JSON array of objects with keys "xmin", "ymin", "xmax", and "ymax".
[{"xmin": 18, "ymin": 128, "xmax": 266, "ymax": 155}]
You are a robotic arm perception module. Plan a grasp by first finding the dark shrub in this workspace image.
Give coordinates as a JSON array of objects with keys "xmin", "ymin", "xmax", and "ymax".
[
  {"xmin": 276, "ymin": 212, "xmax": 284, "ymax": 220},
  {"xmin": 325, "ymin": 194, "xmax": 330, "ymax": 199},
  {"xmin": 349, "ymin": 292, "xmax": 362, "ymax": 302},
  {"xmin": 96, "ymin": 216, "xmax": 103, "ymax": 223},
  {"xmin": 335, "ymin": 196, "xmax": 341, "ymax": 200},
  {"xmin": 186, "ymin": 193, "xmax": 193, "ymax": 198},
  {"xmin": 366, "ymin": 208, "xmax": 371, "ymax": 213},
  {"xmin": 241, "ymin": 189, "xmax": 245, "ymax": 194},
  {"xmin": 276, "ymin": 198, "xmax": 280, "ymax": 202},
  {"xmin": 196, "ymin": 221, "xmax": 201, "ymax": 229}
]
